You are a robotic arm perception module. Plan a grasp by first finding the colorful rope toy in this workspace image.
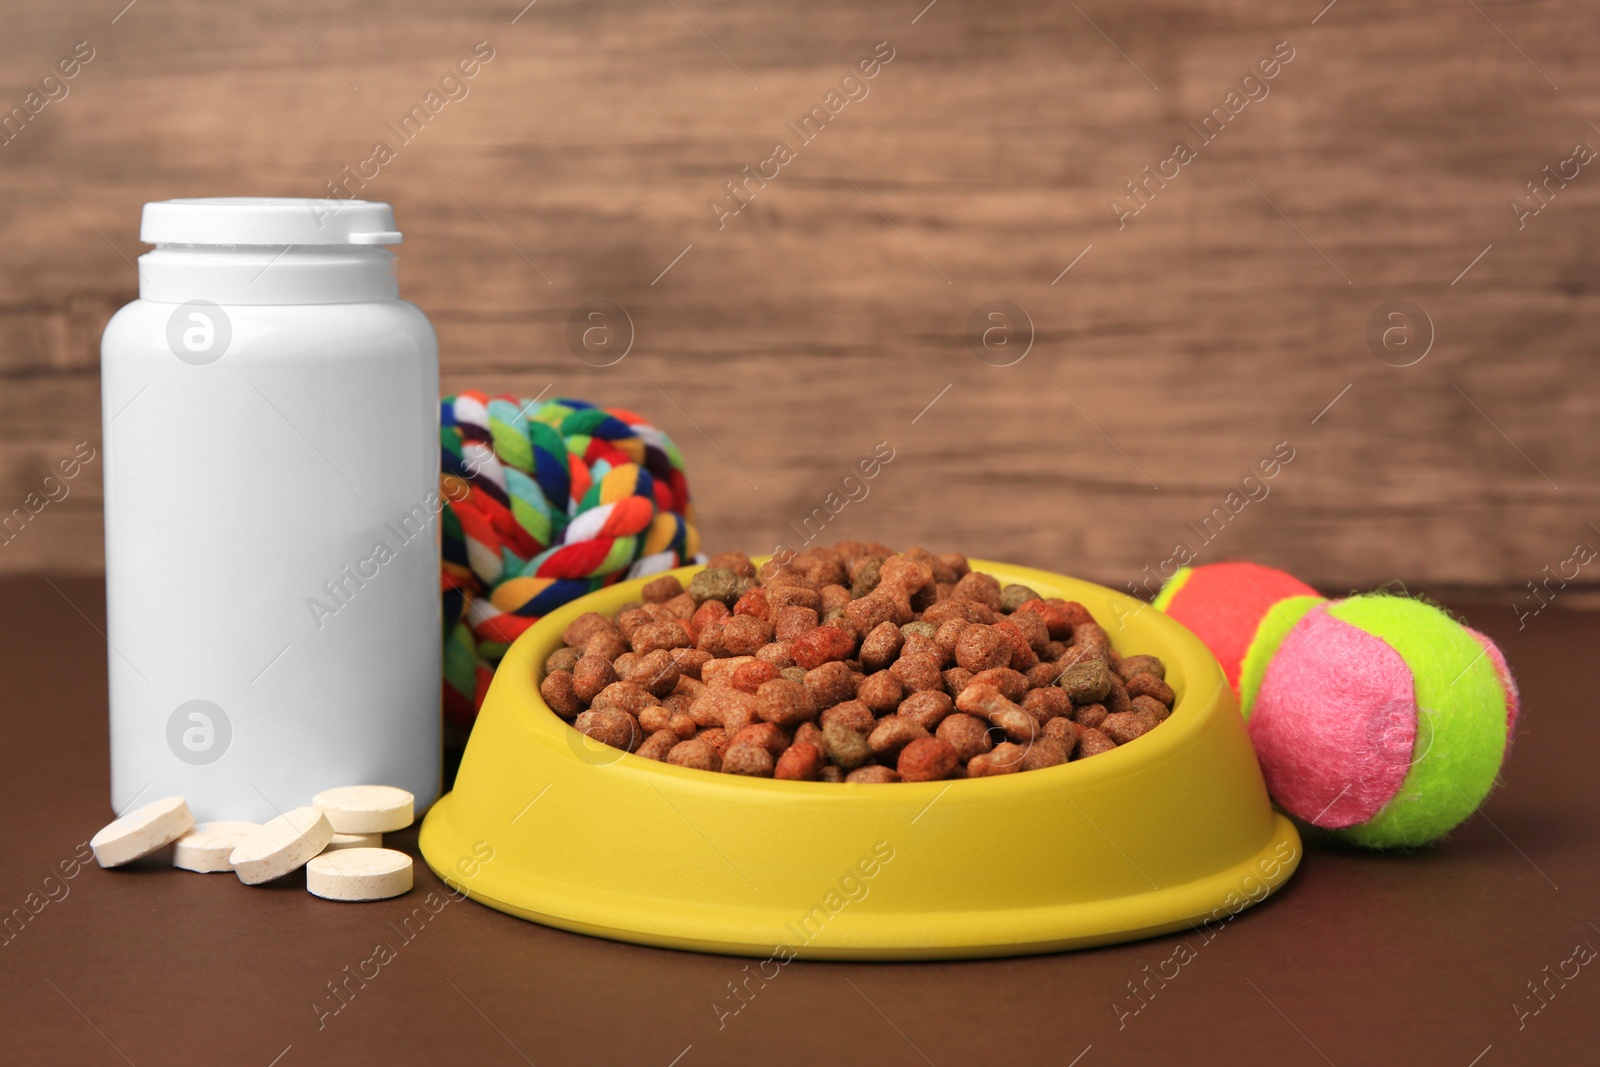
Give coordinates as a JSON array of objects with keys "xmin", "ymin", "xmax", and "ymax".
[
  {"xmin": 440, "ymin": 393, "xmax": 700, "ymax": 726},
  {"xmin": 1156, "ymin": 562, "xmax": 1518, "ymax": 849}
]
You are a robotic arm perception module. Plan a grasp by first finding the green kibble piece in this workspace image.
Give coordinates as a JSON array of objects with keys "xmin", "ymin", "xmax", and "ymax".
[
  {"xmin": 900, "ymin": 621, "xmax": 938, "ymax": 640},
  {"xmin": 851, "ymin": 558, "xmax": 884, "ymax": 599},
  {"xmin": 1058, "ymin": 658, "xmax": 1114, "ymax": 704},
  {"xmin": 1000, "ymin": 583, "xmax": 1041, "ymax": 614},
  {"xmin": 780, "ymin": 666, "xmax": 808, "ymax": 684},
  {"xmin": 822, "ymin": 720, "xmax": 873, "ymax": 770},
  {"xmin": 687, "ymin": 567, "xmax": 741, "ymax": 607}
]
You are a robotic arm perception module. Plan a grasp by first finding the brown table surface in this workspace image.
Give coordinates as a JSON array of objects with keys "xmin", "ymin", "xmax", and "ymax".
[{"xmin": 3, "ymin": 576, "xmax": 1595, "ymax": 1066}]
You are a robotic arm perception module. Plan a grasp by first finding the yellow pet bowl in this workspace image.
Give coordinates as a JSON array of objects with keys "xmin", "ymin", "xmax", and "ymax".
[{"xmin": 421, "ymin": 560, "xmax": 1300, "ymax": 959}]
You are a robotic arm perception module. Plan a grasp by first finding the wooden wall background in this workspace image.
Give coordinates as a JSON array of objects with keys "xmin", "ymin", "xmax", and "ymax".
[{"xmin": 2, "ymin": 0, "xmax": 1597, "ymax": 604}]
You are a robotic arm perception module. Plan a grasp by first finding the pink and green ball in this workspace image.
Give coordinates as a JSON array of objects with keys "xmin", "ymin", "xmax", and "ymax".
[{"xmin": 1157, "ymin": 563, "xmax": 1518, "ymax": 849}]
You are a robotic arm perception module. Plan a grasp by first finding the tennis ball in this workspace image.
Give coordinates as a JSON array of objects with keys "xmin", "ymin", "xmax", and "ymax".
[
  {"xmin": 1248, "ymin": 595, "xmax": 1516, "ymax": 848},
  {"xmin": 1154, "ymin": 562, "xmax": 1323, "ymax": 717},
  {"xmin": 1157, "ymin": 564, "xmax": 1519, "ymax": 849}
]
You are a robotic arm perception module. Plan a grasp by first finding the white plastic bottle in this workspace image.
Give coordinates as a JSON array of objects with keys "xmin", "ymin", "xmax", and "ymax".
[{"xmin": 100, "ymin": 198, "xmax": 440, "ymax": 822}]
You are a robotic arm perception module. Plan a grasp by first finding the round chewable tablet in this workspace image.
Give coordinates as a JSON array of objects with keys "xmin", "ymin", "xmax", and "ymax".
[
  {"xmin": 173, "ymin": 821, "xmax": 260, "ymax": 873},
  {"xmin": 323, "ymin": 831, "xmax": 382, "ymax": 852},
  {"xmin": 305, "ymin": 847, "xmax": 413, "ymax": 902},
  {"xmin": 91, "ymin": 797, "xmax": 194, "ymax": 868},
  {"xmin": 230, "ymin": 806, "xmax": 333, "ymax": 885},
  {"xmin": 311, "ymin": 786, "xmax": 415, "ymax": 834}
]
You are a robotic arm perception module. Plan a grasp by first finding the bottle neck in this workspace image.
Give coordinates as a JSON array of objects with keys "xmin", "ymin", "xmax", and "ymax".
[{"xmin": 137, "ymin": 244, "xmax": 400, "ymax": 305}]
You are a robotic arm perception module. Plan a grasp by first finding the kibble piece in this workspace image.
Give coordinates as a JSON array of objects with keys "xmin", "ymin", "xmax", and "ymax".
[
  {"xmin": 899, "ymin": 689, "xmax": 956, "ymax": 731},
  {"xmin": 732, "ymin": 586, "xmax": 771, "ymax": 620},
  {"xmin": 889, "ymin": 652, "xmax": 945, "ymax": 693},
  {"xmin": 575, "ymin": 709, "xmax": 641, "ymax": 751},
  {"xmin": 820, "ymin": 584, "xmax": 853, "ymax": 615},
  {"xmin": 563, "ymin": 611, "xmax": 617, "ymax": 649},
  {"xmin": 572, "ymin": 655, "xmax": 618, "ymax": 702},
  {"xmin": 695, "ymin": 727, "xmax": 730, "ymax": 756},
  {"xmin": 667, "ymin": 738, "xmax": 721, "ymax": 771},
  {"xmin": 1073, "ymin": 702, "xmax": 1109, "ymax": 729},
  {"xmin": 1021, "ymin": 687, "xmax": 1072, "ymax": 724},
  {"xmin": 638, "ymin": 729, "xmax": 679, "ymax": 761},
  {"xmin": 1027, "ymin": 661, "xmax": 1065, "ymax": 689},
  {"xmin": 1125, "ymin": 672, "xmax": 1176, "ymax": 707},
  {"xmin": 755, "ymin": 641, "xmax": 795, "ymax": 669},
  {"xmin": 1020, "ymin": 736, "xmax": 1070, "ymax": 771},
  {"xmin": 775, "ymin": 742, "xmax": 824, "ymax": 780},
  {"xmin": 1102, "ymin": 681, "xmax": 1132, "ymax": 714},
  {"xmin": 955, "ymin": 683, "xmax": 1037, "ymax": 743},
  {"xmin": 821, "ymin": 720, "xmax": 874, "ymax": 769},
  {"xmin": 804, "ymin": 661, "xmax": 860, "ymax": 709},
  {"xmin": 717, "ymin": 615, "xmax": 774, "ymax": 657},
  {"xmin": 820, "ymin": 698, "xmax": 875, "ymax": 733},
  {"xmin": 970, "ymin": 667, "xmax": 1029, "ymax": 704},
  {"xmin": 951, "ymin": 572, "xmax": 1004, "ymax": 612},
  {"xmin": 306, "ymin": 847, "xmax": 413, "ymax": 902},
  {"xmin": 691, "ymin": 599, "xmax": 731, "ymax": 639},
  {"xmin": 1130, "ymin": 694, "xmax": 1171, "ymax": 723},
  {"xmin": 730, "ymin": 659, "xmax": 782, "ymax": 694},
  {"xmin": 968, "ymin": 742, "xmax": 1026, "ymax": 777},
  {"xmin": 818, "ymin": 765, "xmax": 846, "ymax": 783},
  {"xmin": 844, "ymin": 593, "xmax": 901, "ymax": 634},
  {"xmin": 663, "ymin": 591, "xmax": 698, "ymax": 619},
  {"xmin": 868, "ymin": 716, "xmax": 930, "ymax": 757},
  {"xmin": 91, "ymin": 797, "xmax": 195, "ymax": 868},
  {"xmin": 591, "ymin": 680, "xmax": 654, "ymax": 716},
  {"xmin": 859, "ymin": 621, "xmax": 905, "ymax": 672},
  {"xmin": 791, "ymin": 626, "xmax": 857, "ymax": 670},
  {"xmin": 896, "ymin": 735, "xmax": 953, "ymax": 783},
  {"xmin": 1101, "ymin": 711, "xmax": 1158, "ymax": 745},
  {"xmin": 1057, "ymin": 658, "xmax": 1115, "ymax": 704},
  {"xmin": 729, "ymin": 722, "xmax": 790, "ymax": 757},
  {"xmin": 768, "ymin": 583, "xmax": 823, "ymax": 613},
  {"xmin": 755, "ymin": 678, "xmax": 820, "ymax": 727},
  {"xmin": 847, "ymin": 765, "xmax": 901, "ymax": 784},
  {"xmin": 941, "ymin": 667, "xmax": 976, "ymax": 699},
  {"xmin": 954, "ymin": 625, "xmax": 1011, "ymax": 672},
  {"xmin": 584, "ymin": 630, "xmax": 631, "ymax": 662},
  {"xmin": 936, "ymin": 713, "xmax": 993, "ymax": 761},
  {"xmin": 901, "ymin": 620, "xmax": 938, "ymax": 640},
  {"xmin": 779, "ymin": 665, "xmax": 808, "ymax": 684},
  {"xmin": 922, "ymin": 597, "xmax": 996, "ymax": 626},
  {"xmin": 540, "ymin": 671, "xmax": 583, "ymax": 719},
  {"xmin": 722, "ymin": 742, "xmax": 776, "ymax": 777},
  {"xmin": 1000, "ymin": 583, "xmax": 1041, "ymax": 614},
  {"xmin": 1043, "ymin": 716, "xmax": 1083, "ymax": 755},
  {"xmin": 642, "ymin": 575, "xmax": 684, "ymax": 604},
  {"xmin": 857, "ymin": 671, "xmax": 904, "ymax": 713},
  {"xmin": 1074, "ymin": 728, "xmax": 1117, "ymax": 759},
  {"xmin": 1119, "ymin": 654, "xmax": 1165, "ymax": 681},
  {"xmin": 775, "ymin": 605, "xmax": 821, "ymax": 642},
  {"xmin": 708, "ymin": 551, "xmax": 756, "ymax": 578},
  {"xmin": 793, "ymin": 720, "xmax": 826, "ymax": 751},
  {"xmin": 688, "ymin": 567, "xmax": 741, "ymax": 606},
  {"xmin": 690, "ymin": 687, "xmax": 757, "ymax": 729},
  {"xmin": 545, "ymin": 646, "xmax": 581, "ymax": 674},
  {"xmin": 632, "ymin": 621, "xmax": 692, "ymax": 655},
  {"xmin": 850, "ymin": 557, "xmax": 884, "ymax": 599}
]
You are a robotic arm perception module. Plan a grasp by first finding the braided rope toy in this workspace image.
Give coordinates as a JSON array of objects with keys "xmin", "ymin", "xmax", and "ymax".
[{"xmin": 440, "ymin": 392, "xmax": 700, "ymax": 726}]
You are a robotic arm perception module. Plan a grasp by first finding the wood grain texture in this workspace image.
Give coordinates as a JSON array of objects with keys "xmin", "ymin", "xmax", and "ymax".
[{"xmin": 1, "ymin": 0, "xmax": 1597, "ymax": 602}]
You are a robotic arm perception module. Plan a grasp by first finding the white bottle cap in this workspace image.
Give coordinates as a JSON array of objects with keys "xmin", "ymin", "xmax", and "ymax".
[{"xmin": 140, "ymin": 197, "xmax": 402, "ymax": 246}]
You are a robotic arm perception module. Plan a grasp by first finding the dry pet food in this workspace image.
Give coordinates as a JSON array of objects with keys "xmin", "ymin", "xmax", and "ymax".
[{"xmin": 539, "ymin": 543, "xmax": 1176, "ymax": 782}]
